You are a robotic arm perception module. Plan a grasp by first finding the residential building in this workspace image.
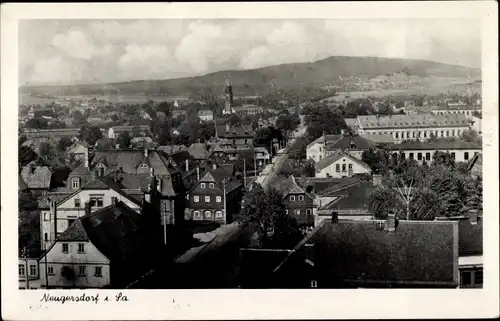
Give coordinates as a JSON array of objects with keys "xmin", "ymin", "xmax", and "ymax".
[
  {"xmin": 19, "ymin": 257, "xmax": 41, "ymax": 289},
  {"xmin": 20, "ymin": 128, "xmax": 81, "ymax": 139},
  {"xmin": 171, "ymin": 109, "xmax": 187, "ymax": 118},
  {"xmin": 67, "ymin": 142, "xmax": 90, "ymax": 162},
  {"xmin": 455, "ymin": 213, "xmax": 483, "ymax": 288},
  {"xmin": 197, "ymin": 109, "xmax": 214, "ymax": 122},
  {"xmin": 354, "ymin": 114, "xmax": 471, "ymax": 143},
  {"xmin": 431, "ymin": 105, "xmax": 481, "ymax": 119},
  {"xmin": 386, "ymin": 140, "xmax": 481, "ymax": 164},
  {"xmin": 315, "ymin": 153, "xmax": 372, "ymax": 178},
  {"xmin": 20, "ymin": 162, "xmax": 52, "ymax": 195},
  {"xmin": 186, "ymin": 166, "xmax": 243, "ymax": 224},
  {"xmin": 38, "ymin": 201, "xmax": 164, "ymax": 289},
  {"xmin": 232, "ymin": 104, "xmax": 263, "ymax": 116},
  {"xmin": 273, "ymin": 215, "xmax": 460, "ymax": 288},
  {"xmin": 188, "ymin": 142, "xmax": 212, "ymax": 161},
  {"xmin": 306, "ymin": 132, "xmax": 376, "ymax": 163},
  {"xmin": 215, "ymin": 122, "xmax": 254, "ymax": 148},
  {"xmin": 273, "ymin": 176, "xmax": 315, "ymax": 227},
  {"xmin": 468, "ymin": 152, "xmax": 482, "ymax": 179},
  {"xmin": 108, "ymin": 125, "xmax": 151, "ymax": 139}
]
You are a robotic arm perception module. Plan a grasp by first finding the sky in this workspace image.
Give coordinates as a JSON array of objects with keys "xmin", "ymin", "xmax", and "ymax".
[{"xmin": 19, "ymin": 19, "xmax": 481, "ymax": 86}]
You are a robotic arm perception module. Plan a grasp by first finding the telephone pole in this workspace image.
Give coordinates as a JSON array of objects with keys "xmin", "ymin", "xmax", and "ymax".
[
  {"xmin": 223, "ymin": 179, "xmax": 227, "ymax": 224},
  {"xmin": 243, "ymin": 158, "xmax": 247, "ymax": 188},
  {"xmin": 23, "ymin": 247, "xmax": 30, "ymax": 290}
]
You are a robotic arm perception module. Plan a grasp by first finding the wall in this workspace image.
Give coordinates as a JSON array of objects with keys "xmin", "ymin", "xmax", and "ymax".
[
  {"xmin": 358, "ymin": 125, "xmax": 470, "ymax": 143},
  {"xmin": 39, "ymin": 241, "xmax": 110, "ymax": 288},
  {"xmin": 187, "ymin": 181, "xmax": 225, "ymax": 222},
  {"xmin": 283, "ymin": 193, "xmax": 314, "ymax": 226},
  {"xmin": 18, "ymin": 258, "xmax": 41, "ymax": 289},
  {"xmin": 316, "ymin": 156, "xmax": 371, "ymax": 178},
  {"xmin": 41, "ymin": 189, "xmax": 141, "ymax": 250},
  {"xmin": 306, "ymin": 142, "xmax": 323, "ymax": 163}
]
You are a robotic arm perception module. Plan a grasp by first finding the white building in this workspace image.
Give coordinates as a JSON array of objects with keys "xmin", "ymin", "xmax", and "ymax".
[
  {"xmin": 431, "ymin": 105, "xmax": 481, "ymax": 120},
  {"xmin": 355, "ymin": 114, "xmax": 471, "ymax": 143},
  {"xmin": 315, "ymin": 153, "xmax": 372, "ymax": 178},
  {"xmin": 306, "ymin": 132, "xmax": 376, "ymax": 163},
  {"xmin": 197, "ymin": 110, "xmax": 214, "ymax": 122},
  {"xmin": 386, "ymin": 140, "xmax": 481, "ymax": 164}
]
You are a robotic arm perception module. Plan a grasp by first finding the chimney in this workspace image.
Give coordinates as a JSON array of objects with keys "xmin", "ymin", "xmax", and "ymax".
[
  {"xmin": 84, "ymin": 148, "xmax": 89, "ymax": 168},
  {"xmin": 372, "ymin": 174, "xmax": 383, "ymax": 187},
  {"xmin": 341, "ymin": 129, "xmax": 345, "ymax": 136},
  {"xmin": 185, "ymin": 159, "xmax": 189, "ymax": 172},
  {"xmin": 196, "ymin": 166, "xmax": 200, "ymax": 181},
  {"xmin": 385, "ymin": 212, "xmax": 397, "ymax": 232},
  {"xmin": 331, "ymin": 211, "xmax": 339, "ymax": 224},
  {"xmin": 144, "ymin": 148, "xmax": 148, "ymax": 157},
  {"xmin": 50, "ymin": 200, "xmax": 57, "ymax": 241},
  {"xmin": 469, "ymin": 209, "xmax": 478, "ymax": 225},
  {"xmin": 226, "ymin": 122, "xmax": 231, "ymax": 132},
  {"xmin": 84, "ymin": 202, "xmax": 91, "ymax": 215},
  {"xmin": 213, "ymin": 163, "xmax": 217, "ymax": 170},
  {"xmin": 111, "ymin": 197, "xmax": 118, "ymax": 206}
]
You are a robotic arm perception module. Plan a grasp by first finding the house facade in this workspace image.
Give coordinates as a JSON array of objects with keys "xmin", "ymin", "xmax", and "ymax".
[
  {"xmin": 315, "ymin": 153, "xmax": 372, "ymax": 179},
  {"xmin": 355, "ymin": 114, "xmax": 471, "ymax": 143},
  {"xmin": 273, "ymin": 176, "xmax": 315, "ymax": 227},
  {"xmin": 386, "ymin": 141, "xmax": 481, "ymax": 164},
  {"xmin": 307, "ymin": 132, "xmax": 375, "ymax": 163}
]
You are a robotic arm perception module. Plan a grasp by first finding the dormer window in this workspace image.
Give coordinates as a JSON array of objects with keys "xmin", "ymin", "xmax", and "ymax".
[
  {"xmin": 138, "ymin": 164, "xmax": 149, "ymax": 169},
  {"xmin": 71, "ymin": 177, "xmax": 80, "ymax": 189}
]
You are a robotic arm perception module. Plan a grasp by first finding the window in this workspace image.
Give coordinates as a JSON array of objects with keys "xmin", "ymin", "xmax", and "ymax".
[
  {"xmin": 440, "ymin": 131, "xmax": 444, "ymax": 137},
  {"xmin": 461, "ymin": 271, "xmax": 472, "ymax": 287},
  {"xmin": 74, "ymin": 198, "xmax": 81, "ymax": 208},
  {"xmin": 412, "ymin": 132, "xmax": 416, "ymax": 138},
  {"xmin": 205, "ymin": 196, "xmax": 210, "ymax": 202},
  {"xmin": 306, "ymin": 209, "xmax": 312, "ymax": 215},
  {"xmin": 44, "ymin": 233, "xmax": 48, "ymax": 241},
  {"xmin": 215, "ymin": 211, "xmax": 223, "ymax": 218},
  {"xmin": 62, "ymin": 243, "xmax": 69, "ymax": 253},
  {"xmin": 47, "ymin": 266, "xmax": 54, "ymax": 275},
  {"xmin": 451, "ymin": 152, "xmax": 456, "ymax": 160},
  {"xmin": 417, "ymin": 153, "xmax": 422, "ymax": 161},
  {"xmin": 401, "ymin": 152, "xmax": 406, "ymax": 159},
  {"xmin": 201, "ymin": 183, "xmax": 206, "ymax": 189},
  {"xmin": 193, "ymin": 196, "xmax": 199, "ymax": 203},
  {"xmin": 138, "ymin": 164, "xmax": 149, "ymax": 168},
  {"xmin": 94, "ymin": 266, "xmax": 103, "ymax": 277},
  {"xmin": 342, "ymin": 164, "xmax": 346, "ymax": 172},
  {"xmin": 290, "ymin": 195, "xmax": 295, "ymax": 202},
  {"xmin": 90, "ymin": 196, "xmax": 103, "ymax": 207},
  {"xmin": 348, "ymin": 164, "xmax": 353, "ymax": 172},
  {"xmin": 43, "ymin": 212, "xmax": 48, "ymax": 221},
  {"xmin": 67, "ymin": 219, "xmax": 75, "ymax": 228},
  {"xmin": 452, "ymin": 130, "xmax": 456, "ymax": 136},
  {"xmin": 216, "ymin": 196, "xmax": 222, "ymax": 203},
  {"xmin": 464, "ymin": 152, "xmax": 469, "ymax": 160},
  {"xmin": 311, "ymin": 280, "xmax": 318, "ymax": 288},
  {"xmin": 71, "ymin": 178, "xmax": 80, "ymax": 189},
  {"xmin": 78, "ymin": 266, "xmax": 86, "ymax": 276},
  {"xmin": 204, "ymin": 211, "xmax": 212, "ymax": 218},
  {"xmin": 299, "ymin": 195, "xmax": 304, "ymax": 201},
  {"xmin": 193, "ymin": 211, "xmax": 201, "ymax": 219},
  {"xmin": 475, "ymin": 268, "xmax": 483, "ymax": 285},
  {"xmin": 409, "ymin": 153, "xmax": 414, "ymax": 160},
  {"xmin": 30, "ymin": 265, "xmax": 36, "ymax": 276},
  {"xmin": 425, "ymin": 152, "xmax": 431, "ymax": 161},
  {"xmin": 78, "ymin": 243, "xmax": 85, "ymax": 253},
  {"xmin": 335, "ymin": 164, "xmax": 340, "ymax": 172},
  {"xmin": 19, "ymin": 264, "xmax": 25, "ymax": 276},
  {"xmin": 446, "ymin": 130, "xmax": 449, "ymax": 137},
  {"xmin": 395, "ymin": 132, "xmax": 399, "ymax": 139},
  {"xmin": 424, "ymin": 131, "xmax": 427, "ymax": 138},
  {"xmin": 209, "ymin": 183, "xmax": 215, "ymax": 188}
]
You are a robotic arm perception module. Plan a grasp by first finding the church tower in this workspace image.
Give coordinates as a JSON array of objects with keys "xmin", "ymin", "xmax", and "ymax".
[{"xmin": 223, "ymin": 77, "xmax": 234, "ymax": 115}]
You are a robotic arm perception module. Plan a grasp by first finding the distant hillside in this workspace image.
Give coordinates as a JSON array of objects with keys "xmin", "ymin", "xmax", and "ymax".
[{"xmin": 20, "ymin": 56, "xmax": 480, "ymax": 97}]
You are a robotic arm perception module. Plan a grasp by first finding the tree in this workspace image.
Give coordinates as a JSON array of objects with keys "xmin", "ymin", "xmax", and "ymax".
[
  {"xmin": 361, "ymin": 148, "xmax": 391, "ymax": 174},
  {"xmin": 157, "ymin": 101, "xmax": 171, "ymax": 117},
  {"xmin": 253, "ymin": 127, "xmax": 272, "ymax": 147},
  {"xmin": 79, "ymin": 125, "xmax": 103, "ymax": 146},
  {"xmin": 111, "ymin": 113, "xmax": 119, "ymax": 122},
  {"xmin": 369, "ymin": 188, "xmax": 399, "ymax": 219},
  {"xmin": 57, "ymin": 137, "xmax": 73, "ymax": 152},
  {"xmin": 235, "ymin": 184, "xmax": 298, "ymax": 248},
  {"xmin": 460, "ymin": 129, "xmax": 482, "ymax": 144},
  {"xmin": 26, "ymin": 118, "xmax": 48, "ymax": 129},
  {"xmin": 39, "ymin": 142, "xmax": 55, "ymax": 160},
  {"xmin": 117, "ymin": 131, "xmax": 131, "ymax": 148},
  {"xmin": 228, "ymin": 113, "xmax": 242, "ymax": 127},
  {"xmin": 376, "ymin": 102, "xmax": 394, "ymax": 116},
  {"xmin": 19, "ymin": 135, "xmax": 27, "ymax": 146},
  {"xmin": 305, "ymin": 105, "xmax": 348, "ymax": 141},
  {"xmin": 288, "ymin": 136, "xmax": 308, "ymax": 160},
  {"xmin": 19, "ymin": 146, "xmax": 37, "ymax": 167}
]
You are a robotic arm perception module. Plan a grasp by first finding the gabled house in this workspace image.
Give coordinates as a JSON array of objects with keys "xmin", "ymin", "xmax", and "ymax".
[
  {"xmin": 20, "ymin": 162, "xmax": 52, "ymax": 195},
  {"xmin": 215, "ymin": 123, "xmax": 254, "ymax": 148},
  {"xmin": 38, "ymin": 201, "xmax": 164, "ymax": 289},
  {"xmin": 272, "ymin": 176, "xmax": 315, "ymax": 227},
  {"xmin": 273, "ymin": 215, "xmax": 460, "ymax": 288},
  {"xmin": 307, "ymin": 132, "xmax": 375, "ymax": 163},
  {"xmin": 186, "ymin": 167, "xmax": 243, "ymax": 224},
  {"xmin": 188, "ymin": 142, "xmax": 212, "ymax": 162},
  {"xmin": 315, "ymin": 152, "xmax": 372, "ymax": 178}
]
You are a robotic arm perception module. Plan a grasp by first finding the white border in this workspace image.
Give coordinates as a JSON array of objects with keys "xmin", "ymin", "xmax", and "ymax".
[{"xmin": 2, "ymin": 2, "xmax": 499, "ymax": 320}]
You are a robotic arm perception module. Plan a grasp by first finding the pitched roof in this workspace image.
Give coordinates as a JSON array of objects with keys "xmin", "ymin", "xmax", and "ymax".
[
  {"xmin": 296, "ymin": 175, "xmax": 368, "ymax": 197},
  {"xmin": 273, "ymin": 176, "xmax": 312, "ymax": 199},
  {"xmin": 357, "ymin": 114, "xmax": 470, "ymax": 129},
  {"xmin": 275, "ymin": 219, "xmax": 459, "ymax": 286},
  {"xmin": 220, "ymin": 124, "xmax": 254, "ymax": 137},
  {"xmin": 363, "ymin": 134, "xmax": 395, "ymax": 144},
  {"xmin": 318, "ymin": 181, "xmax": 375, "ymax": 211},
  {"xmin": 188, "ymin": 143, "xmax": 211, "ymax": 160},
  {"xmin": 19, "ymin": 174, "xmax": 28, "ymax": 191},
  {"xmin": 90, "ymin": 150, "xmax": 172, "ymax": 176},
  {"xmin": 197, "ymin": 110, "xmax": 214, "ymax": 117},
  {"xmin": 386, "ymin": 140, "xmax": 481, "ymax": 151},
  {"xmin": 157, "ymin": 145, "xmax": 188, "ymax": 155},
  {"xmin": 306, "ymin": 134, "xmax": 340, "ymax": 149},
  {"xmin": 20, "ymin": 164, "xmax": 52, "ymax": 189},
  {"xmin": 315, "ymin": 152, "xmax": 371, "ymax": 172},
  {"xmin": 453, "ymin": 217, "xmax": 483, "ymax": 256},
  {"xmin": 325, "ymin": 135, "xmax": 375, "ymax": 151}
]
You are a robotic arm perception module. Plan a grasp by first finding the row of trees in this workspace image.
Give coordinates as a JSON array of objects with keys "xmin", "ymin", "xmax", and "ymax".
[{"xmin": 364, "ymin": 149, "xmax": 482, "ymax": 220}]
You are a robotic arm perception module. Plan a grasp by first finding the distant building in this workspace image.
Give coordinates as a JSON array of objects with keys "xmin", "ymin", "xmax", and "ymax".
[
  {"xmin": 386, "ymin": 140, "xmax": 481, "ymax": 164},
  {"xmin": 232, "ymin": 104, "xmax": 263, "ymax": 116},
  {"xmin": 197, "ymin": 109, "xmax": 214, "ymax": 122},
  {"xmin": 21, "ymin": 128, "xmax": 81, "ymax": 139},
  {"xmin": 431, "ymin": 105, "xmax": 481, "ymax": 120},
  {"xmin": 272, "ymin": 176, "xmax": 315, "ymax": 227},
  {"xmin": 215, "ymin": 123, "xmax": 254, "ymax": 148},
  {"xmin": 108, "ymin": 125, "xmax": 151, "ymax": 139},
  {"xmin": 222, "ymin": 78, "xmax": 235, "ymax": 115},
  {"xmin": 354, "ymin": 114, "xmax": 471, "ymax": 143},
  {"xmin": 306, "ymin": 132, "xmax": 375, "ymax": 163},
  {"xmin": 20, "ymin": 162, "xmax": 52, "ymax": 195}
]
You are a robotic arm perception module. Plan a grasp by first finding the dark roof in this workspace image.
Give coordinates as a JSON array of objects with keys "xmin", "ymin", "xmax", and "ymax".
[
  {"xmin": 19, "ymin": 174, "xmax": 28, "ymax": 191},
  {"xmin": 276, "ymin": 219, "xmax": 459, "ymax": 287},
  {"xmin": 318, "ymin": 181, "xmax": 375, "ymax": 211},
  {"xmin": 325, "ymin": 135, "xmax": 375, "ymax": 151},
  {"xmin": 157, "ymin": 145, "xmax": 188, "ymax": 155},
  {"xmin": 20, "ymin": 164, "xmax": 52, "ymax": 189},
  {"xmin": 387, "ymin": 140, "xmax": 481, "ymax": 151},
  {"xmin": 456, "ymin": 217, "xmax": 483, "ymax": 256},
  {"xmin": 90, "ymin": 150, "xmax": 173, "ymax": 176},
  {"xmin": 273, "ymin": 176, "xmax": 310, "ymax": 198},
  {"xmin": 296, "ymin": 175, "xmax": 368, "ymax": 196},
  {"xmin": 219, "ymin": 124, "xmax": 254, "ymax": 138}
]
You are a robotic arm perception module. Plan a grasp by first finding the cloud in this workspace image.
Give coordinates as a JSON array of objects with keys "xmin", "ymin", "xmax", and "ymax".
[{"xmin": 19, "ymin": 19, "xmax": 481, "ymax": 85}]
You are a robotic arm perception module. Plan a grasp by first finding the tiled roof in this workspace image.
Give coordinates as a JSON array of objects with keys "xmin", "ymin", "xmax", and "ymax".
[
  {"xmin": 90, "ymin": 150, "xmax": 172, "ymax": 176},
  {"xmin": 325, "ymin": 135, "xmax": 375, "ymax": 151},
  {"xmin": 220, "ymin": 124, "xmax": 254, "ymax": 137},
  {"xmin": 20, "ymin": 164, "xmax": 52, "ymax": 189},
  {"xmin": 315, "ymin": 152, "xmax": 371, "ymax": 172},
  {"xmin": 387, "ymin": 140, "xmax": 481, "ymax": 151},
  {"xmin": 276, "ymin": 219, "xmax": 459, "ymax": 286},
  {"xmin": 188, "ymin": 143, "xmax": 211, "ymax": 160},
  {"xmin": 57, "ymin": 220, "xmax": 89, "ymax": 241},
  {"xmin": 358, "ymin": 114, "xmax": 470, "ymax": 129},
  {"xmin": 157, "ymin": 145, "xmax": 188, "ymax": 155},
  {"xmin": 468, "ymin": 152, "xmax": 482, "ymax": 172},
  {"xmin": 453, "ymin": 217, "xmax": 483, "ymax": 256},
  {"xmin": 318, "ymin": 181, "xmax": 375, "ymax": 211},
  {"xmin": 432, "ymin": 105, "xmax": 481, "ymax": 111},
  {"xmin": 273, "ymin": 176, "xmax": 312, "ymax": 199},
  {"xmin": 306, "ymin": 134, "xmax": 340, "ymax": 149},
  {"xmin": 363, "ymin": 134, "xmax": 394, "ymax": 144},
  {"xmin": 111, "ymin": 125, "xmax": 150, "ymax": 132}
]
